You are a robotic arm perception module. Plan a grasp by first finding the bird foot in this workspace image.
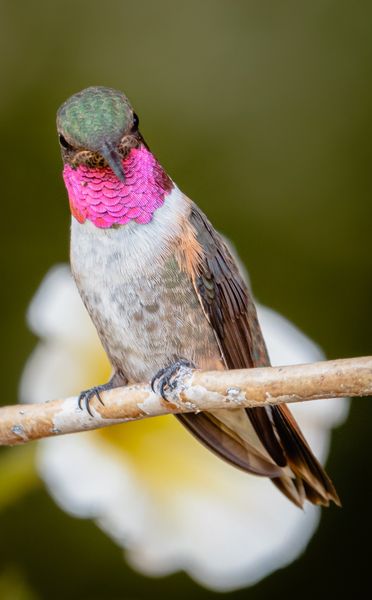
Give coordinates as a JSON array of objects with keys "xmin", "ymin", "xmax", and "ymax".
[
  {"xmin": 151, "ymin": 358, "xmax": 196, "ymax": 401},
  {"xmin": 77, "ymin": 382, "xmax": 113, "ymax": 417}
]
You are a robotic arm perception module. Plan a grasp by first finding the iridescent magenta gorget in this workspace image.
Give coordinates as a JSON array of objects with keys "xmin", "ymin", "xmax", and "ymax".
[{"xmin": 63, "ymin": 146, "xmax": 173, "ymax": 228}]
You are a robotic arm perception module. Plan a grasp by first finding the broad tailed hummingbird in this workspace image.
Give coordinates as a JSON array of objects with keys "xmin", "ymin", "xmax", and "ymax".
[{"xmin": 57, "ymin": 86, "xmax": 339, "ymax": 507}]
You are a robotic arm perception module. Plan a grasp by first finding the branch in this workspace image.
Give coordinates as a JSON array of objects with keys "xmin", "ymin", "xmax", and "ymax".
[{"xmin": 1, "ymin": 356, "xmax": 371, "ymax": 446}]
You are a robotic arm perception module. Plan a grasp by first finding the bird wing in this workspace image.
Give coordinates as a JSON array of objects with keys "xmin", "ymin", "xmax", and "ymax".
[{"xmin": 176, "ymin": 202, "xmax": 340, "ymax": 507}]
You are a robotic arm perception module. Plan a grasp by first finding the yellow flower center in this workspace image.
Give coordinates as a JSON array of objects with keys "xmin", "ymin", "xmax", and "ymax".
[{"xmin": 82, "ymin": 346, "xmax": 243, "ymax": 503}]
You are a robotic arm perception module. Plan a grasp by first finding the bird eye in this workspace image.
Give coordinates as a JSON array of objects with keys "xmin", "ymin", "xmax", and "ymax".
[
  {"xmin": 59, "ymin": 134, "xmax": 72, "ymax": 149},
  {"xmin": 132, "ymin": 113, "xmax": 139, "ymax": 131}
]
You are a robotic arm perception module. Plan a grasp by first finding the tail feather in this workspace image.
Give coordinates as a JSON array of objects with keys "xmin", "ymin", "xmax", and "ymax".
[
  {"xmin": 177, "ymin": 402, "xmax": 340, "ymax": 508},
  {"xmin": 271, "ymin": 475, "xmax": 305, "ymax": 508},
  {"xmin": 176, "ymin": 411, "xmax": 282, "ymax": 478},
  {"xmin": 271, "ymin": 404, "xmax": 341, "ymax": 507}
]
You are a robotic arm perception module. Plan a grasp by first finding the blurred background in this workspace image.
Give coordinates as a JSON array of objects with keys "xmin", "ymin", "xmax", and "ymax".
[{"xmin": 0, "ymin": 0, "xmax": 371, "ymax": 598}]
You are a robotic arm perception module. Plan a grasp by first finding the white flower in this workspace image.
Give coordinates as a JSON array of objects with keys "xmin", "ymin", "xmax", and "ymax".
[{"xmin": 20, "ymin": 265, "xmax": 348, "ymax": 592}]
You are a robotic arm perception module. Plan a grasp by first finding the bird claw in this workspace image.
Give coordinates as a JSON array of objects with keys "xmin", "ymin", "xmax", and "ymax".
[
  {"xmin": 151, "ymin": 358, "xmax": 196, "ymax": 401},
  {"xmin": 77, "ymin": 384, "xmax": 110, "ymax": 417}
]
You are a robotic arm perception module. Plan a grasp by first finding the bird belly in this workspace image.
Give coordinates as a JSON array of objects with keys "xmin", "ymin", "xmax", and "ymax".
[
  {"xmin": 92, "ymin": 260, "xmax": 221, "ymax": 381},
  {"xmin": 70, "ymin": 208, "xmax": 222, "ymax": 383}
]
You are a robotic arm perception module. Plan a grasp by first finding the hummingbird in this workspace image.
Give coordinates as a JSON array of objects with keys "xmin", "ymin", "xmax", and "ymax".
[{"xmin": 57, "ymin": 86, "xmax": 339, "ymax": 508}]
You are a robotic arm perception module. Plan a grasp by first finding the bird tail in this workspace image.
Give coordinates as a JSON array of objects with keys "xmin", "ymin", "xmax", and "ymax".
[
  {"xmin": 177, "ymin": 403, "xmax": 340, "ymax": 508},
  {"xmin": 269, "ymin": 404, "xmax": 340, "ymax": 507}
]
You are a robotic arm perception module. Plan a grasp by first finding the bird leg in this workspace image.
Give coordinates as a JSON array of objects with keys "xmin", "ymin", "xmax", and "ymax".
[
  {"xmin": 151, "ymin": 358, "xmax": 196, "ymax": 401},
  {"xmin": 77, "ymin": 372, "xmax": 126, "ymax": 417}
]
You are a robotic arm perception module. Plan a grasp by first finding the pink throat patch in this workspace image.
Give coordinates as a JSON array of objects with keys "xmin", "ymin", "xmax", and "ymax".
[{"xmin": 63, "ymin": 146, "xmax": 173, "ymax": 228}]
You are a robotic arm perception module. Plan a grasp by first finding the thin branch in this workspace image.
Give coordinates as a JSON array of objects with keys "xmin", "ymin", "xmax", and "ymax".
[{"xmin": 1, "ymin": 356, "xmax": 371, "ymax": 446}]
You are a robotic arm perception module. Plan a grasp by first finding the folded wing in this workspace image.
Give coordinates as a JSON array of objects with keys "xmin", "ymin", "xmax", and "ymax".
[{"xmin": 176, "ymin": 203, "xmax": 339, "ymax": 507}]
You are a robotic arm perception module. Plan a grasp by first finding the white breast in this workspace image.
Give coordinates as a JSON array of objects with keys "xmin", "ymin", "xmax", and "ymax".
[{"xmin": 71, "ymin": 185, "xmax": 189, "ymax": 280}]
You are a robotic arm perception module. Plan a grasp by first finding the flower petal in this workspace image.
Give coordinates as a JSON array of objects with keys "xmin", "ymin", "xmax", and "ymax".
[{"xmin": 27, "ymin": 264, "xmax": 98, "ymax": 347}]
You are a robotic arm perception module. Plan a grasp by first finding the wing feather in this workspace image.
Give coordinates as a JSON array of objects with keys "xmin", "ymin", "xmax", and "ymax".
[{"xmin": 177, "ymin": 202, "xmax": 339, "ymax": 507}]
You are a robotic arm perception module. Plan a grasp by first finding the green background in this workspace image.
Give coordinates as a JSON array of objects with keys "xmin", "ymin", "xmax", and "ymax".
[{"xmin": 0, "ymin": 1, "xmax": 371, "ymax": 598}]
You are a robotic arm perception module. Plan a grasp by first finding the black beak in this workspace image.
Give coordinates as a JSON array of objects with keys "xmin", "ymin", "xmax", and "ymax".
[{"xmin": 100, "ymin": 141, "xmax": 126, "ymax": 182}]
